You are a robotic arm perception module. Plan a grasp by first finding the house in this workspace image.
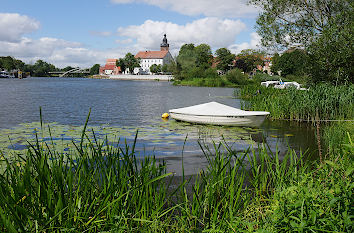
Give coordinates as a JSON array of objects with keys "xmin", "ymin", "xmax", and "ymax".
[
  {"xmin": 99, "ymin": 59, "xmax": 121, "ymax": 75},
  {"xmin": 257, "ymin": 56, "xmax": 272, "ymax": 74},
  {"xmin": 134, "ymin": 34, "xmax": 173, "ymax": 74}
]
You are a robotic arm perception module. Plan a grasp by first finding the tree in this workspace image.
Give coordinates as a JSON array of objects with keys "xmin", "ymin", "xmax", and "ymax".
[
  {"xmin": 0, "ymin": 56, "xmax": 16, "ymax": 71},
  {"xmin": 161, "ymin": 64, "xmax": 168, "ymax": 73},
  {"xmin": 175, "ymin": 43, "xmax": 213, "ymax": 80},
  {"xmin": 164, "ymin": 59, "xmax": 177, "ymax": 74},
  {"xmin": 116, "ymin": 59, "xmax": 126, "ymax": 73},
  {"xmin": 195, "ymin": 44, "xmax": 212, "ymax": 69},
  {"xmin": 249, "ymin": 0, "xmax": 350, "ymax": 49},
  {"xmin": 90, "ymin": 64, "xmax": 100, "ymax": 75},
  {"xmin": 273, "ymin": 49, "xmax": 309, "ymax": 76},
  {"xmin": 236, "ymin": 49, "xmax": 264, "ymax": 73},
  {"xmin": 150, "ymin": 64, "xmax": 159, "ymax": 74},
  {"xmin": 234, "ymin": 59, "xmax": 247, "ymax": 73},
  {"xmin": 307, "ymin": 7, "xmax": 354, "ymax": 84},
  {"xmin": 32, "ymin": 60, "xmax": 57, "ymax": 77},
  {"xmin": 176, "ymin": 43, "xmax": 197, "ymax": 71},
  {"xmin": 123, "ymin": 53, "xmax": 140, "ymax": 74},
  {"xmin": 215, "ymin": 48, "xmax": 234, "ymax": 72},
  {"xmin": 270, "ymin": 53, "xmax": 280, "ymax": 74},
  {"xmin": 250, "ymin": 0, "xmax": 353, "ymax": 84},
  {"xmin": 156, "ymin": 64, "xmax": 162, "ymax": 73}
]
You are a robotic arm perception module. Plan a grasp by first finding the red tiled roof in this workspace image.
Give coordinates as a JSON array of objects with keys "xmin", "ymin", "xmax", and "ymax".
[
  {"xmin": 104, "ymin": 64, "xmax": 116, "ymax": 70},
  {"xmin": 135, "ymin": 50, "xmax": 169, "ymax": 59}
]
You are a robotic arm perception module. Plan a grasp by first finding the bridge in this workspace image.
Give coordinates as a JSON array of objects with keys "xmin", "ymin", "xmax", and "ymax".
[{"xmin": 48, "ymin": 67, "xmax": 90, "ymax": 77}]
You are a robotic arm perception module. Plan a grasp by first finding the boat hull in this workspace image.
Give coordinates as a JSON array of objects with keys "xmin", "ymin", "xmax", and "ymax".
[{"xmin": 170, "ymin": 113, "xmax": 267, "ymax": 127}]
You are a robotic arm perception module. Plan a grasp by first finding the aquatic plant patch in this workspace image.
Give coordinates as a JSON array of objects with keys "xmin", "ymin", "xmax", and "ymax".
[
  {"xmin": 0, "ymin": 128, "xmax": 351, "ymax": 232},
  {"xmin": 237, "ymin": 84, "xmax": 354, "ymax": 121},
  {"xmin": 0, "ymin": 120, "xmax": 260, "ymax": 160}
]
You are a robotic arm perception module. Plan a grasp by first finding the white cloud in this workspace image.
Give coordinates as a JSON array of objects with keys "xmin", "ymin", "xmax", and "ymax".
[
  {"xmin": 0, "ymin": 13, "xmax": 40, "ymax": 42},
  {"xmin": 111, "ymin": 0, "xmax": 257, "ymax": 17},
  {"xmin": 0, "ymin": 36, "xmax": 127, "ymax": 68},
  {"xmin": 0, "ymin": 12, "xmax": 261, "ymax": 68},
  {"xmin": 228, "ymin": 32, "xmax": 262, "ymax": 54},
  {"xmin": 118, "ymin": 18, "xmax": 247, "ymax": 53},
  {"xmin": 0, "ymin": 13, "xmax": 125, "ymax": 68}
]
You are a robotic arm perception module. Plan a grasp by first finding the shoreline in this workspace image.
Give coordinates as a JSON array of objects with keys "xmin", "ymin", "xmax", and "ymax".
[{"xmin": 91, "ymin": 74, "xmax": 174, "ymax": 81}]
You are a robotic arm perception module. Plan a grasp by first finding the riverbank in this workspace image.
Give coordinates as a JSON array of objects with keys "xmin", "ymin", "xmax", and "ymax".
[
  {"xmin": 0, "ymin": 119, "xmax": 352, "ymax": 232},
  {"xmin": 173, "ymin": 77, "xmax": 236, "ymax": 87},
  {"xmin": 237, "ymin": 83, "xmax": 354, "ymax": 122},
  {"xmin": 172, "ymin": 73, "xmax": 310, "ymax": 88},
  {"xmin": 91, "ymin": 74, "xmax": 174, "ymax": 81}
]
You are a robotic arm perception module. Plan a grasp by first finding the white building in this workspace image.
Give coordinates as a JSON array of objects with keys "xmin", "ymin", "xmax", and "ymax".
[{"xmin": 135, "ymin": 34, "xmax": 173, "ymax": 74}]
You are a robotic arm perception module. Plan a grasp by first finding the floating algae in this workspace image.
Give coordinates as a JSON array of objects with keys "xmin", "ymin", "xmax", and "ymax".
[{"xmin": 0, "ymin": 120, "xmax": 264, "ymax": 160}]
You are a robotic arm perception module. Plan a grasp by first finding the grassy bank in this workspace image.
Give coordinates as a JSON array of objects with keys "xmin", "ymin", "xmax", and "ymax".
[
  {"xmin": 173, "ymin": 71, "xmax": 308, "ymax": 88},
  {"xmin": 237, "ymin": 83, "xmax": 354, "ymax": 122},
  {"xmin": 237, "ymin": 82, "xmax": 353, "ymax": 162},
  {"xmin": 0, "ymin": 118, "xmax": 352, "ymax": 232},
  {"xmin": 173, "ymin": 76, "xmax": 236, "ymax": 87}
]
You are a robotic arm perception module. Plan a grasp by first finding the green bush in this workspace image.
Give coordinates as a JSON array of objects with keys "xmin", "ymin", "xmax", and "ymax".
[
  {"xmin": 204, "ymin": 67, "xmax": 219, "ymax": 79},
  {"xmin": 225, "ymin": 68, "xmax": 249, "ymax": 85}
]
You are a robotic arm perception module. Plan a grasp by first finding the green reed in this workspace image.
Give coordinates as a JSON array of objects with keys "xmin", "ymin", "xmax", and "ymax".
[
  {"xmin": 0, "ymin": 120, "xmax": 172, "ymax": 232},
  {"xmin": 237, "ymin": 83, "xmax": 354, "ymax": 122},
  {"xmin": 173, "ymin": 77, "xmax": 234, "ymax": 87},
  {"xmin": 0, "ymin": 117, "xmax": 352, "ymax": 232}
]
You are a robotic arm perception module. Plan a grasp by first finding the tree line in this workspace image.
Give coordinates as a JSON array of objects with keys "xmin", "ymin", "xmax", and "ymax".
[
  {"xmin": 0, "ymin": 56, "xmax": 100, "ymax": 77},
  {"xmin": 163, "ymin": 44, "xmax": 267, "ymax": 83},
  {"xmin": 249, "ymin": 0, "xmax": 353, "ymax": 85},
  {"xmin": 163, "ymin": 0, "xmax": 353, "ymax": 85}
]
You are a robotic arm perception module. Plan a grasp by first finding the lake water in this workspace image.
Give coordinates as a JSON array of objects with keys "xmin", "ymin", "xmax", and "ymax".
[{"xmin": 0, "ymin": 77, "xmax": 317, "ymax": 175}]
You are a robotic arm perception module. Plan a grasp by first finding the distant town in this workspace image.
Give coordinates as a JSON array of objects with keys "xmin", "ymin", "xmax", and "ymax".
[{"xmin": 1, "ymin": 34, "xmax": 278, "ymax": 79}]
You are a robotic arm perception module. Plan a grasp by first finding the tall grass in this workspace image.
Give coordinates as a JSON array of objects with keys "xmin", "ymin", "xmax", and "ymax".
[
  {"xmin": 0, "ymin": 116, "xmax": 352, "ymax": 231},
  {"xmin": 173, "ymin": 76, "xmax": 232, "ymax": 87},
  {"xmin": 237, "ymin": 83, "xmax": 354, "ymax": 121},
  {"xmin": 0, "ymin": 128, "xmax": 172, "ymax": 232}
]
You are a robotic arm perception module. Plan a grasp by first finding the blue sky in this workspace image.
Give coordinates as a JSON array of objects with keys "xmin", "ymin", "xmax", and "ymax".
[{"xmin": 0, "ymin": 0, "xmax": 261, "ymax": 68}]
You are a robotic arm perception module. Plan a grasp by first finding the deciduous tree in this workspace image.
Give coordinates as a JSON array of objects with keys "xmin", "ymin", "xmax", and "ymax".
[
  {"xmin": 215, "ymin": 48, "xmax": 234, "ymax": 72},
  {"xmin": 273, "ymin": 49, "xmax": 309, "ymax": 76},
  {"xmin": 123, "ymin": 53, "xmax": 140, "ymax": 74},
  {"xmin": 236, "ymin": 49, "xmax": 264, "ymax": 73},
  {"xmin": 90, "ymin": 64, "xmax": 100, "ymax": 75},
  {"xmin": 307, "ymin": 7, "xmax": 354, "ymax": 84},
  {"xmin": 150, "ymin": 64, "xmax": 161, "ymax": 74},
  {"xmin": 176, "ymin": 43, "xmax": 196, "ymax": 71},
  {"xmin": 249, "ymin": 0, "xmax": 350, "ymax": 49},
  {"xmin": 250, "ymin": 0, "xmax": 353, "ymax": 84},
  {"xmin": 32, "ymin": 60, "xmax": 57, "ymax": 77},
  {"xmin": 195, "ymin": 44, "xmax": 212, "ymax": 69},
  {"xmin": 116, "ymin": 59, "xmax": 126, "ymax": 73}
]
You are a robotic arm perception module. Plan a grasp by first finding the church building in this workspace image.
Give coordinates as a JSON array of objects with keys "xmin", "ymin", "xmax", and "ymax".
[{"xmin": 134, "ymin": 34, "xmax": 173, "ymax": 74}]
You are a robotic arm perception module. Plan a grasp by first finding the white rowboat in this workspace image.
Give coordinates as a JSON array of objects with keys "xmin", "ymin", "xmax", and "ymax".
[{"xmin": 169, "ymin": 102, "xmax": 269, "ymax": 127}]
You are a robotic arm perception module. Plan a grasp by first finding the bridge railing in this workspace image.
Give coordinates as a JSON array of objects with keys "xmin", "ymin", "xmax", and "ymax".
[{"xmin": 48, "ymin": 68, "xmax": 90, "ymax": 77}]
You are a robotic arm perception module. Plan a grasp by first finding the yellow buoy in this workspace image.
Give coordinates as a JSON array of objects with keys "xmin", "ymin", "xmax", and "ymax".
[{"xmin": 161, "ymin": 113, "xmax": 169, "ymax": 119}]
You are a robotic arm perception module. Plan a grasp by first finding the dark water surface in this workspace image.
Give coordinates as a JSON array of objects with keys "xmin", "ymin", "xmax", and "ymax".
[{"xmin": 0, "ymin": 77, "xmax": 317, "ymax": 175}]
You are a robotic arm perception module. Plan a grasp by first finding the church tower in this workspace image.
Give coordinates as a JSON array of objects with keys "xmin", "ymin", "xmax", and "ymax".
[{"xmin": 160, "ymin": 34, "xmax": 169, "ymax": 51}]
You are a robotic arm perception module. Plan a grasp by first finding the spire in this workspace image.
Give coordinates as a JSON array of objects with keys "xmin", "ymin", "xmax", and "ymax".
[{"xmin": 160, "ymin": 34, "xmax": 169, "ymax": 51}]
